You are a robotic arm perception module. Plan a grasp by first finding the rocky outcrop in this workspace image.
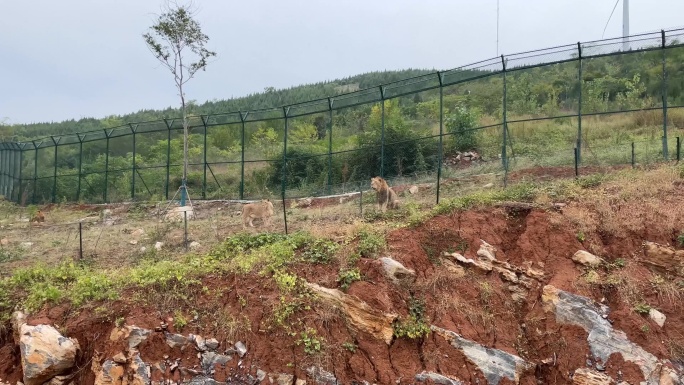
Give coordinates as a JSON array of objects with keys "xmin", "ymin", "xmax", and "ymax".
[
  {"xmin": 415, "ymin": 371, "xmax": 464, "ymax": 384},
  {"xmin": 306, "ymin": 282, "xmax": 398, "ymax": 344},
  {"xmin": 571, "ymin": 368, "xmax": 614, "ymax": 385},
  {"xmin": 572, "ymin": 250, "xmax": 604, "ymax": 267},
  {"xmin": 542, "ymin": 285, "xmax": 681, "ymax": 384},
  {"xmin": 18, "ymin": 323, "xmax": 80, "ymax": 385},
  {"xmin": 642, "ymin": 241, "xmax": 684, "ymax": 276},
  {"xmin": 431, "ymin": 325, "xmax": 533, "ymax": 385},
  {"xmin": 443, "ymin": 240, "xmax": 544, "ymax": 302},
  {"xmin": 379, "ymin": 257, "xmax": 416, "ymax": 285}
]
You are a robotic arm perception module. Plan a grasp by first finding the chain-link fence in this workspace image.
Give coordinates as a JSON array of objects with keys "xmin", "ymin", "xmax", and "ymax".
[{"xmin": 2, "ymin": 28, "xmax": 684, "ymax": 217}]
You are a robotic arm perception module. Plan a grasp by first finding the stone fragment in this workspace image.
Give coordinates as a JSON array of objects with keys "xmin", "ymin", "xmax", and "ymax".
[
  {"xmin": 572, "ymin": 250, "xmax": 603, "ymax": 267},
  {"xmin": 19, "ymin": 324, "xmax": 80, "ymax": 385},
  {"xmin": 379, "ymin": 257, "xmax": 416, "ymax": 285}
]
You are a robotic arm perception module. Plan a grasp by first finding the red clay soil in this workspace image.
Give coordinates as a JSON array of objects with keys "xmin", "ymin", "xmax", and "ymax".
[{"xmin": 2, "ymin": 205, "xmax": 684, "ymax": 384}]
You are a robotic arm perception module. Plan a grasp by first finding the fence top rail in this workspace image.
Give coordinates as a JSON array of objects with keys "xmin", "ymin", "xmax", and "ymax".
[{"xmin": 3, "ymin": 27, "xmax": 684, "ymax": 149}]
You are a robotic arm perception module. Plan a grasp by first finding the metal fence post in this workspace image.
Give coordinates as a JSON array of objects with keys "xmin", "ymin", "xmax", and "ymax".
[
  {"xmin": 282, "ymin": 107, "xmax": 290, "ymax": 235},
  {"xmin": 0, "ymin": 148, "xmax": 6, "ymax": 197},
  {"xmin": 77, "ymin": 135, "xmax": 84, "ymax": 202},
  {"xmin": 436, "ymin": 71, "xmax": 444, "ymax": 204},
  {"xmin": 18, "ymin": 147, "xmax": 24, "ymax": 205},
  {"xmin": 239, "ymin": 111, "xmax": 247, "ymax": 200},
  {"xmin": 380, "ymin": 86, "xmax": 386, "ymax": 178},
  {"xmin": 662, "ymin": 30, "xmax": 669, "ymax": 160},
  {"xmin": 577, "ymin": 42, "xmax": 583, "ymax": 163},
  {"xmin": 164, "ymin": 119, "xmax": 173, "ymax": 200},
  {"xmin": 631, "ymin": 142, "xmax": 635, "ymax": 168},
  {"xmin": 202, "ymin": 115, "xmax": 208, "ymax": 199},
  {"xmin": 104, "ymin": 130, "xmax": 110, "ymax": 203},
  {"xmin": 51, "ymin": 136, "xmax": 59, "ymax": 203},
  {"xmin": 130, "ymin": 124, "xmax": 137, "ymax": 200},
  {"xmin": 501, "ymin": 55, "xmax": 508, "ymax": 176},
  {"xmin": 327, "ymin": 98, "xmax": 334, "ymax": 195},
  {"xmin": 32, "ymin": 142, "xmax": 38, "ymax": 204}
]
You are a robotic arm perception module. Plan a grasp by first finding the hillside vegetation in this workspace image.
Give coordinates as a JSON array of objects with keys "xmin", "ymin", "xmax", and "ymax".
[{"xmin": 3, "ymin": 40, "xmax": 684, "ymax": 204}]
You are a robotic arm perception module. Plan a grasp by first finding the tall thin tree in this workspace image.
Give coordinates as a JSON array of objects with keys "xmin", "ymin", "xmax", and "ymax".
[{"xmin": 143, "ymin": 2, "xmax": 215, "ymax": 205}]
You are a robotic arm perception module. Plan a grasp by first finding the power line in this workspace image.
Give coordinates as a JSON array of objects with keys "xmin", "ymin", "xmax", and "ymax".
[{"xmin": 602, "ymin": 0, "xmax": 621, "ymax": 39}]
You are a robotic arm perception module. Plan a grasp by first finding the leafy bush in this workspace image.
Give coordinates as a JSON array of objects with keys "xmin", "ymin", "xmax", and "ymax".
[
  {"xmin": 393, "ymin": 297, "xmax": 430, "ymax": 339},
  {"xmin": 446, "ymin": 105, "xmax": 479, "ymax": 152},
  {"xmin": 357, "ymin": 228, "xmax": 386, "ymax": 258},
  {"xmin": 338, "ymin": 268, "xmax": 361, "ymax": 291}
]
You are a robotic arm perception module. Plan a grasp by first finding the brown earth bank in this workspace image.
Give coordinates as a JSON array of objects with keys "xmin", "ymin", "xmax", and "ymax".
[{"xmin": 3, "ymin": 175, "xmax": 684, "ymax": 384}]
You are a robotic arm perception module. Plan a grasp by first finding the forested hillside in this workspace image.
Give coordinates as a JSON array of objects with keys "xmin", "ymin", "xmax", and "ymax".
[{"xmin": 3, "ymin": 41, "xmax": 684, "ymax": 204}]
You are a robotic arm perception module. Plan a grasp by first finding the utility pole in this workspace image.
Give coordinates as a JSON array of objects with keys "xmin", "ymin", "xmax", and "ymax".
[{"xmin": 622, "ymin": 0, "xmax": 630, "ymax": 51}]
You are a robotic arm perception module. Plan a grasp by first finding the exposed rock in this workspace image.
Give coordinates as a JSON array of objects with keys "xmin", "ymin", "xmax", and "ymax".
[
  {"xmin": 572, "ymin": 368, "xmax": 614, "ymax": 385},
  {"xmin": 92, "ymin": 360, "xmax": 124, "ymax": 385},
  {"xmin": 12, "ymin": 311, "xmax": 27, "ymax": 345},
  {"xmin": 443, "ymin": 252, "xmax": 493, "ymax": 272},
  {"xmin": 20, "ymin": 242, "xmax": 33, "ymax": 249},
  {"xmin": 165, "ymin": 332, "xmax": 189, "ymax": 349},
  {"xmin": 273, "ymin": 373, "xmax": 294, "ymax": 385},
  {"xmin": 139, "ymin": 246, "xmax": 147, "ymax": 253},
  {"xmin": 306, "ymin": 283, "xmax": 398, "ymax": 344},
  {"xmin": 483, "ymin": 183, "xmax": 494, "ymax": 189},
  {"xmin": 154, "ymin": 241, "xmax": 164, "ymax": 251},
  {"xmin": 649, "ymin": 308, "xmax": 666, "ymax": 328},
  {"xmin": 200, "ymin": 351, "xmax": 232, "ymax": 372},
  {"xmin": 295, "ymin": 379, "xmax": 307, "ymax": 385},
  {"xmin": 441, "ymin": 258, "xmax": 466, "ymax": 277},
  {"xmin": 642, "ymin": 241, "xmax": 684, "ymax": 276},
  {"xmin": 256, "ymin": 369, "xmax": 267, "ymax": 382},
  {"xmin": 477, "ymin": 240, "xmax": 497, "ymax": 261},
  {"xmin": 235, "ymin": 341, "xmax": 247, "ymax": 358},
  {"xmin": 194, "ymin": 334, "xmax": 207, "ymax": 351},
  {"xmin": 184, "ymin": 376, "xmax": 225, "ymax": 385},
  {"xmin": 306, "ymin": 366, "xmax": 338, "ymax": 385},
  {"xmin": 128, "ymin": 353, "xmax": 150, "ymax": 385},
  {"xmin": 408, "ymin": 185, "xmax": 419, "ymax": 194},
  {"xmin": 109, "ymin": 325, "xmax": 151, "ymax": 350},
  {"xmin": 129, "ymin": 240, "xmax": 138, "ymax": 245},
  {"xmin": 205, "ymin": 338, "xmax": 219, "ymax": 351},
  {"xmin": 431, "ymin": 325, "xmax": 532, "ymax": 385},
  {"xmin": 189, "ymin": 241, "xmax": 201, "ymax": 250},
  {"xmin": 0, "ymin": 238, "xmax": 8, "ymax": 246},
  {"xmin": 415, "ymin": 371, "xmax": 464, "ymax": 385},
  {"xmin": 19, "ymin": 324, "xmax": 80, "ymax": 385},
  {"xmin": 131, "ymin": 228, "xmax": 144, "ymax": 238},
  {"xmin": 572, "ymin": 250, "xmax": 603, "ymax": 267},
  {"xmin": 43, "ymin": 374, "xmax": 75, "ymax": 385},
  {"xmin": 379, "ymin": 257, "xmax": 416, "ymax": 285},
  {"xmin": 542, "ymin": 285, "xmax": 678, "ymax": 384},
  {"xmin": 111, "ymin": 353, "xmax": 127, "ymax": 364}
]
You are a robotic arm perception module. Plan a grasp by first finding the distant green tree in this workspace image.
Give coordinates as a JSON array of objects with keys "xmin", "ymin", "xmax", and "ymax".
[{"xmin": 446, "ymin": 105, "xmax": 479, "ymax": 152}]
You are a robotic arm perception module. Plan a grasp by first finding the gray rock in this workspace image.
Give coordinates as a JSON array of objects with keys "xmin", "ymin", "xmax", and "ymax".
[
  {"xmin": 128, "ymin": 353, "xmax": 150, "ymax": 385},
  {"xmin": 235, "ymin": 341, "xmax": 247, "ymax": 358},
  {"xmin": 379, "ymin": 257, "xmax": 416, "ymax": 285},
  {"xmin": 19, "ymin": 324, "xmax": 80, "ymax": 385},
  {"xmin": 415, "ymin": 371, "xmax": 463, "ymax": 385},
  {"xmin": 205, "ymin": 338, "xmax": 219, "ymax": 351},
  {"xmin": 306, "ymin": 366, "xmax": 339, "ymax": 385},
  {"xmin": 165, "ymin": 332, "xmax": 190, "ymax": 349},
  {"xmin": 127, "ymin": 326, "xmax": 151, "ymax": 350},
  {"xmin": 649, "ymin": 308, "xmax": 666, "ymax": 328},
  {"xmin": 542, "ymin": 285, "xmax": 674, "ymax": 384},
  {"xmin": 194, "ymin": 335, "xmax": 207, "ymax": 352},
  {"xmin": 477, "ymin": 240, "xmax": 497, "ymax": 261},
  {"xmin": 431, "ymin": 325, "xmax": 532, "ymax": 385},
  {"xmin": 184, "ymin": 376, "xmax": 224, "ymax": 385},
  {"xmin": 200, "ymin": 351, "xmax": 232, "ymax": 372},
  {"xmin": 256, "ymin": 369, "xmax": 267, "ymax": 382}
]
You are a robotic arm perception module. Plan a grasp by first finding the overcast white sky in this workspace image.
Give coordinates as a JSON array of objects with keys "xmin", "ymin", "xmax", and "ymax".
[{"xmin": 1, "ymin": 0, "xmax": 683, "ymax": 124}]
